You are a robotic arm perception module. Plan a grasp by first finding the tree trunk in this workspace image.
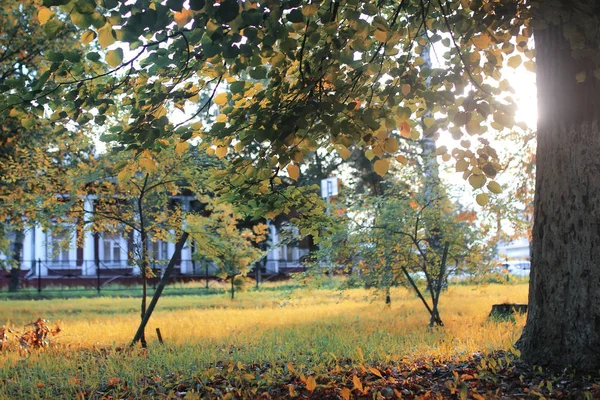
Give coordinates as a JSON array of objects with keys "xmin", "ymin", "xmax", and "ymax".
[{"xmin": 516, "ymin": 17, "xmax": 600, "ymax": 369}]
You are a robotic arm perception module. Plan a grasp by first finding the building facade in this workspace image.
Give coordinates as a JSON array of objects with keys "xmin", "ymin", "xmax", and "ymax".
[{"xmin": 1, "ymin": 197, "xmax": 308, "ymax": 278}]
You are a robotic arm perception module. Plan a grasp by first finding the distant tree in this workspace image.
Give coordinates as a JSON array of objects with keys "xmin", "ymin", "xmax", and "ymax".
[
  {"xmin": 0, "ymin": 0, "xmax": 93, "ymax": 290},
  {"xmin": 66, "ymin": 143, "xmax": 219, "ymax": 346},
  {"xmin": 339, "ymin": 181, "xmax": 494, "ymax": 326},
  {"xmin": 187, "ymin": 200, "xmax": 268, "ymax": 300}
]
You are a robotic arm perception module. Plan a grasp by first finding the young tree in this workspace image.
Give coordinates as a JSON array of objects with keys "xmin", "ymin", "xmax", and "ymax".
[
  {"xmin": 68, "ymin": 143, "xmax": 217, "ymax": 346},
  {"xmin": 187, "ymin": 200, "xmax": 267, "ymax": 299},
  {"xmin": 13, "ymin": 0, "xmax": 600, "ymax": 368},
  {"xmin": 340, "ymin": 181, "xmax": 493, "ymax": 326}
]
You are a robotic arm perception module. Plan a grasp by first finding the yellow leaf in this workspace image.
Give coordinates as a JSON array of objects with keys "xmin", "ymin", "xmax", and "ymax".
[
  {"xmin": 352, "ymin": 375, "xmax": 363, "ymax": 392},
  {"xmin": 576, "ymin": 71, "xmax": 587, "ymax": 84},
  {"xmin": 423, "ymin": 116, "xmax": 435, "ymax": 128},
  {"xmin": 493, "ymin": 112, "xmax": 513, "ymax": 128},
  {"xmin": 214, "ymin": 92, "xmax": 228, "ymax": 106},
  {"xmin": 105, "ymin": 48, "xmax": 123, "ymax": 68},
  {"xmin": 372, "ymin": 144, "xmax": 384, "ymax": 158},
  {"xmin": 524, "ymin": 61, "xmax": 536, "ymax": 73},
  {"xmin": 410, "ymin": 129, "xmax": 420, "ymax": 140},
  {"xmin": 175, "ymin": 141, "xmax": 189, "ymax": 155},
  {"xmin": 117, "ymin": 168, "xmax": 133, "ymax": 184},
  {"xmin": 38, "ymin": 7, "xmax": 53, "ymax": 25},
  {"xmin": 456, "ymin": 159, "xmax": 469, "ymax": 172},
  {"xmin": 369, "ymin": 367, "xmax": 383, "ymax": 378},
  {"xmin": 340, "ymin": 387, "xmax": 351, "ymax": 400},
  {"xmin": 374, "ymin": 29, "xmax": 388, "ymax": 42},
  {"xmin": 383, "ymin": 137, "xmax": 399, "ymax": 153},
  {"xmin": 287, "ymin": 164, "xmax": 299, "ymax": 181},
  {"xmin": 487, "ymin": 181, "xmax": 502, "ymax": 194},
  {"xmin": 305, "ymin": 376, "xmax": 316, "ymax": 392},
  {"xmin": 153, "ymin": 106, "xmax": 167, "ymax": 118},
  {"xmin": 270, "ymin": 53, "xmax": 285, "ymax": 68},
  {"xmin": 287, "ymin": 362, "xmax": 296, "ymax": 374},
  {"xmin": 471, "ymin": 34, "xmax": 491, "ymax": 50},
  {"xmin": 206, "ymin": 147, "xmax": 215, "ymax": 156},
  {"xmin": 98, "ymin": 25, "xmax": 116, "ymax": 49},
  {"xmin": 364, "ymin": 149, "xmax": 375, "ymax": 161},
  {"xmin": 373, "ymin": 158, "xmax": 389, "ymax": 177},
  {"xmin": 338, "ymin": 146, "xmax": 351, "ymax": 160},
  {"xmin": 400, "ymin": 122, "xmax": 411, "ymax": 138},
  {"xmin": 435, "ymin": 145, "xmax": 447, "ymax": 156},
  {"xmin": 174, "ymin": 9, "xmax": 192, "ymax": 27},
  {"xmin": 468, "ymin": 174, "xmax": 486, "ymax": 189},
  {"xmin": 401, "ymin": 84, "xmax": 411, "ymax": 96},
  {"xmin": 191, "ymin": 121, "xmax": 203, "ymax": 130},
  {"xmin": 476, "ymin": 193, "xmax": 489, "ymax": 206},
  {"xmin": 507, "ymin": 55, "xmax": 522, "ymax": 69},
  {"xmin": 139, "ymin": 156, "xmax": 157, "ymax": 173},
  {"xmin": 395, "ymin": 154, "xmax": 407, "ymax": 165},
  {"xmin": 301, "ymin": 4, "xmax": 318, "ymax": 17},
  {"xmin": 216, "ymin": 114, "xmax": 228, "ymax": 123},
  {"xmin": 82, "ymin": 30, "xmax": 96, "ymax": 45},
  {"xmin": 466, "ymin": 120, "xmax": 480, "ymax": 135},
  {"xmin": 215, "ymin": 146, "xmax": 228, "ymax": 159}
]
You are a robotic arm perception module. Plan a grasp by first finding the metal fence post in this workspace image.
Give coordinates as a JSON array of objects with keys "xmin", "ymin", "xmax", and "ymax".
[
  {"xmin": 205, "ymin": 263, "xmax": 209, "ymax": 289},
  {"xmin": 96, "ymin": 260, "xmax": 101, "ymax": 294},
  {"xmin": 37, "ymin": 259, "xmax": 42, "ymax": 293}
]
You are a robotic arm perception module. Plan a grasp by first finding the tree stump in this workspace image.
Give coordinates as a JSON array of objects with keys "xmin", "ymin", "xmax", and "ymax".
[{"xmin": 489, "ymin": 303, "xmax": 528, "ymax": 320}]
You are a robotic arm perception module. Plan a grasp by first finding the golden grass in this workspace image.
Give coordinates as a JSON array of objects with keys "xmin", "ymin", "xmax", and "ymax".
[{"xmin": 0, "ymin": 283, "xmax": 528, "ymax": 399}]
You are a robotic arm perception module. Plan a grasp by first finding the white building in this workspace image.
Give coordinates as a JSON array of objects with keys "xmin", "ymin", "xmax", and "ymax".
[
  {"xmin": 1, "ymin": 197, "xmax": 307, "ymax": 278},
  {"xmin": 496, "ymin": 237, "xmax": 530, "ymax": 261}
]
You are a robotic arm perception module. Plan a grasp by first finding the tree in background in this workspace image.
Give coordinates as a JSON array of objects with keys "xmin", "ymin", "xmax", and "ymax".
[
  {"xmin": 0, "ymin": 0, "xmax": 94, "ymax": 289},
  {"xmin": 333, "ymin": 176, "xmax": 493, "ymax": 326},
  {"xmin": 187, "ymin": 200, "xmax": 268, "ymax": 300},
  {"xmin": 64, "ymin": 142, "xmax": 224, "ymax": 346}
]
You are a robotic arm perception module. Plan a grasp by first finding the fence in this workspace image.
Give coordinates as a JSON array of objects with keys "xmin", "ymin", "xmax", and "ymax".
[{"xmin": 0, "ymin": 258, "xmax": 306, "ymax": 294}]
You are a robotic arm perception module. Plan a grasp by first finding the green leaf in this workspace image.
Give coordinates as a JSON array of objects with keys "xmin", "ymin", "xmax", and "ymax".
[
  {"xmin": 216, "ymin": 0, "xmax": 239, "ymax": 23},
  {"xmin": 249, "ymin": 66, "xmax": 267, "ymax": 80},
  {"xmin": 65, "ymin": 50, "xmax": 82, "ymax": 63},
  {"xmin": 33, "ymin": 71, "xmax": 51, "ymax": 91},
  {"xmin": 44, "ymin": 20, "xmax": 64, "ymax": 39},
  {"xmin": 167, "ymin": 0, "xmax": 184, "ymax": 11},
  {"xmin": 287, "ymin": 9, "xmax": 304, "ymax": 23},
  {"xmin": 105, "ymin": 48, "xmax": 123, "ymax": 68},
  {"xmin": 86, "ymin": 52, "xmax": 101, "ymax": 62},
  {"xmin": 189, "ymin": 0, "xmax": 205, "ymax": 10},
  {"xmin": 75, "ymin": 0, "xmax": 97, "ymax": 14},
  {"xmin": 230, "ymin": 81, "xmax": 246, "ymax": 94},
  {"xmin": 46, "ymin": 51, "xmax": 65, "ymax": 62}
]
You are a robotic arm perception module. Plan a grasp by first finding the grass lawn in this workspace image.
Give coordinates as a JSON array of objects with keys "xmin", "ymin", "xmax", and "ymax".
[{"xmin": 0, "ymin": 282, "xmax": 533, "ymax": 398}]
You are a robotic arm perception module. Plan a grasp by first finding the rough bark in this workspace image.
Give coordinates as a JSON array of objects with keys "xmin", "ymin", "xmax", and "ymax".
[{"xmin": 516, "ymin": 17, "xmax": 600, "ymax": 369}]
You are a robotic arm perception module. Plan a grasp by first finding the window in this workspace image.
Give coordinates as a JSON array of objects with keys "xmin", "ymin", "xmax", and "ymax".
[
  {"xmin": 50, "ymin": 231, "xmax": 70, "ymax": 264},
  {"xmin": 151, "ymin": 240, "xmax": 169, "ymax": 261},
  {"xmin": 102, "ymin": 233, "xmax": 122, "ymax": 264}
]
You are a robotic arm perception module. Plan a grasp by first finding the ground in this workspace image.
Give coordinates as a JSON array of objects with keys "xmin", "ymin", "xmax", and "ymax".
[{"xmin": 1, "ymin": 281, "xmax": 599, "ymax": 398}]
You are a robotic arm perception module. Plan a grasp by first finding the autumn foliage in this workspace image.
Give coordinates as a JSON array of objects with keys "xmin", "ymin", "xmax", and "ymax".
[{"xmin": 0, "ymin": 318, "xmax": 61, "ymax": 353}]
